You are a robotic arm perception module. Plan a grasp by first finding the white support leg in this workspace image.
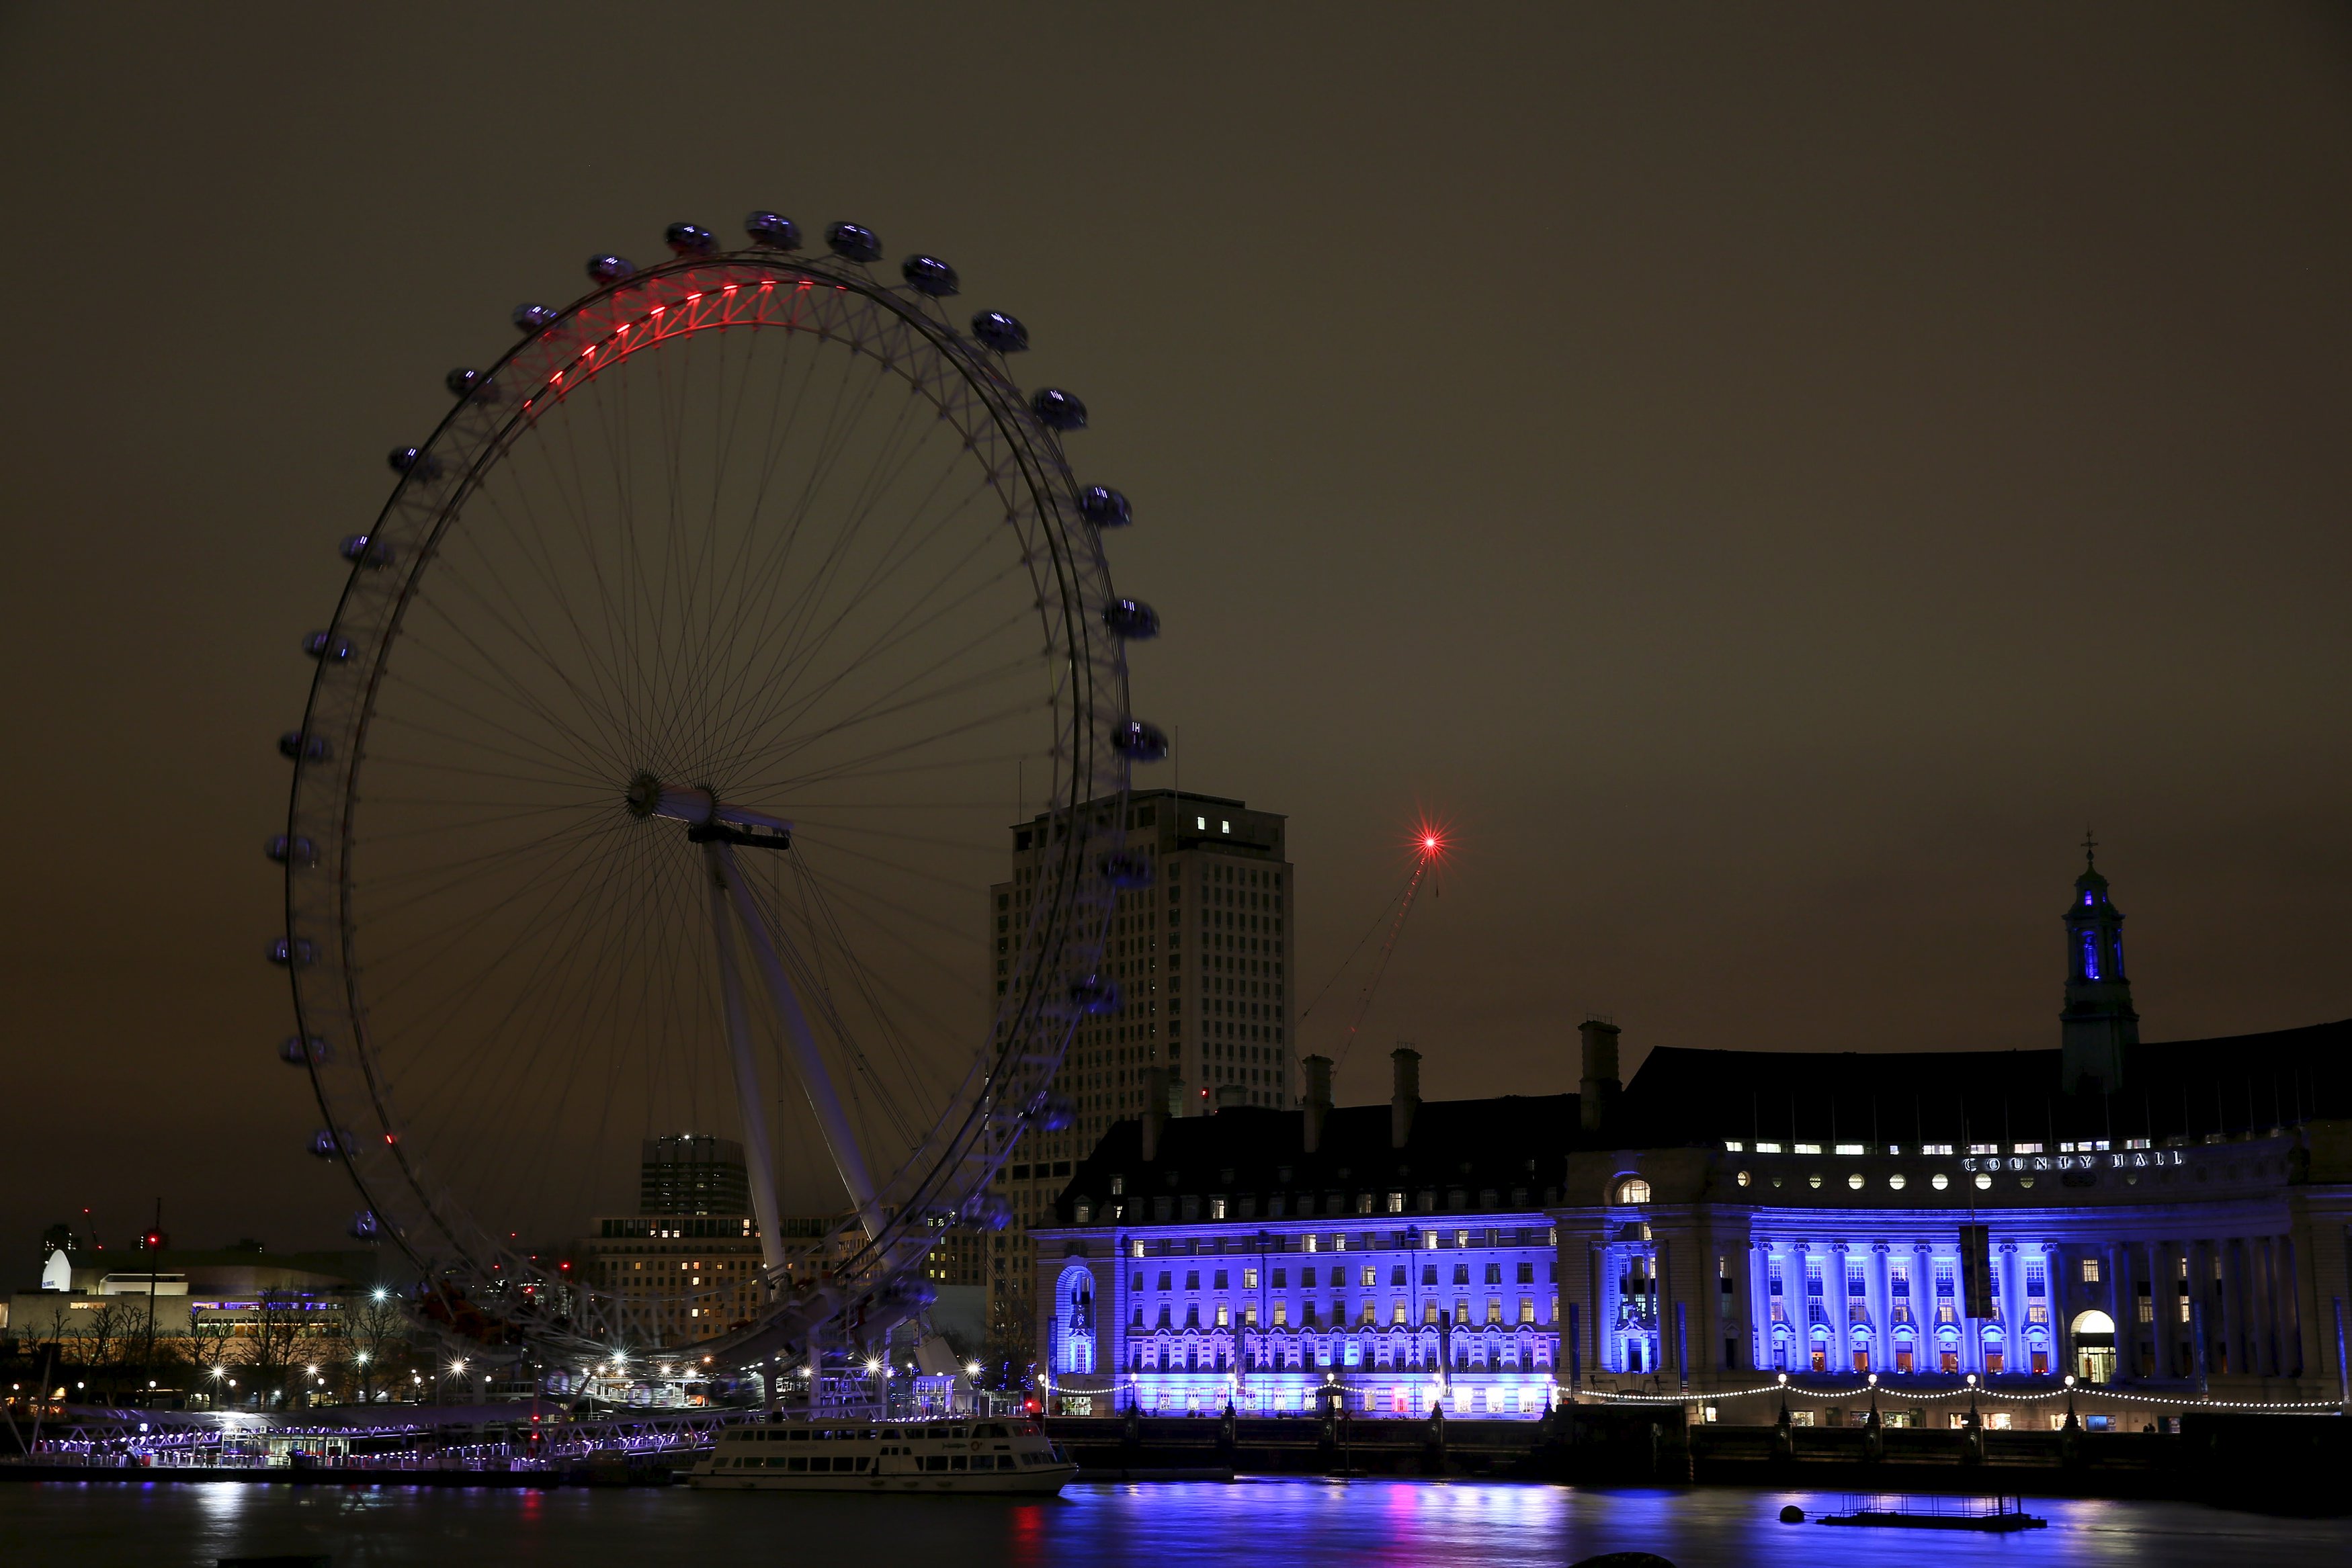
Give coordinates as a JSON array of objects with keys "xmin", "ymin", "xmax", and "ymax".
[
  {"xmin": 713, "ymin": 842, "xmax": 886, "ymax": 1241},
  {"xmin": 707, "ymin": 846, "xmax": 791, "ymax": 1278}
]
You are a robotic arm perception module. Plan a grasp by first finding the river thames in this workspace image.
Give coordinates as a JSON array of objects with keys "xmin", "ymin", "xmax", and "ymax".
[{"xmin": 3, "ymin": 1479, "xmax": 2348, "ymax": 1567}]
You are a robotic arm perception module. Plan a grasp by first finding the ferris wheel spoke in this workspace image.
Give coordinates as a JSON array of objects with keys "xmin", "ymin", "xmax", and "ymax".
[
  {"xmin": 378, "ymin": 619, "xmax": 634, "ymax": 779},
  {"xmin": 704, "ymin": 550, "xmax": 1030, "ymax": 777},
  {"xmin": 365, "ymin": 701, "xmax": 615, "ymax": 793},
  {"xmin": 751, "ymin": 859, "xmax": 976, "ymax": 1125},
  {"xmin": 395, "ymin": 832, "xmax": 691, "ymax": 1181},
  {"xmin": 743, "ymin": 692, "xmax": 1046, "ymax": 799},
  {"xmin": 458, "ymin": 480, "xmax": 650, "ymax": 747},
  {"xmin": 708, "ymin": 453, "xmax": 1001, "ymax": 755},
  {"xmin": 360, "ymin": 814, "xmax": 642, "ymax": 1014}
]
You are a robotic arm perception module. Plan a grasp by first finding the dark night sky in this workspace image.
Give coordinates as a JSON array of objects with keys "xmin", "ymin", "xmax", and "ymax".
[{"xmin": 2, "ymin": 6, "xmax": 2347, "ymax": 1262}]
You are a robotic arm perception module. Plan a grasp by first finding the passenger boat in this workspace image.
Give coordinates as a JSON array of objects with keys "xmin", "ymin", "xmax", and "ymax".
[{"xmin": 688, "ymin": 1415, "xmax": 1078, "ymax": 1494}]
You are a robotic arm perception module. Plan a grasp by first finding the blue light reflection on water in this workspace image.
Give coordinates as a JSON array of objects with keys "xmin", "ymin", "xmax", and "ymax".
[{"xmin": 1, "ymin": 1479, "xmax": 2347, "ymax": 1568}]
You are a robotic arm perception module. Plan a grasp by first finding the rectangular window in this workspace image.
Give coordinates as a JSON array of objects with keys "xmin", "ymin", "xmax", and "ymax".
[
  {"xmin": 1833, "ymin": 1143, "xmax": 1865, "ymax": 1156},
  {"xmin": 1794, "ymin": 1143, "xmax": 1822, "ymax": 1154},
  {"xmin": 1519, "ymin": 1297, "xmax": 1535, "ymax": 1323},
  {"xmin": 1243, "ymin": 1268, "xmax": 1258, "ymax": 1290},
  {"xmin": 2081, "ymin": 1258, "xmax": 2101, "ymax": 1284}
]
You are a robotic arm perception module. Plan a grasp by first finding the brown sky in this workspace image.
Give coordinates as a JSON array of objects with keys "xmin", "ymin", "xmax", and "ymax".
[{"xmin": 1, "ymin": 5, "xmax": 2347, "ymax": 1261}]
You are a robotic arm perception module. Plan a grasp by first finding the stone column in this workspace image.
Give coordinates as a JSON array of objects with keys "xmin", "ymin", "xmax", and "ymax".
[{"xmin": 2107, "ymin": 1241, "xmax": 2129, "ymax": 1381}]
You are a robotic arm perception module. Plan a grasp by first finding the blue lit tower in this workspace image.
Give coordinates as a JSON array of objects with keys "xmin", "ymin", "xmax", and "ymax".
[{"xmin": 2060, "ymin": 837, "xmax": 2138, "ymax": 1094}]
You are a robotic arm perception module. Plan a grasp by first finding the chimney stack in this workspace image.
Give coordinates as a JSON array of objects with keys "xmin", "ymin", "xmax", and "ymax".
[
  {"xmin": 1579, "ymin": 1017, "xmax": 1621, "ymax": 1134},
  {"xmin": 1142, "ymin": 1068, "xmax": 1167, "ymax": 1161},
  {"xmin": 1214, "ymin": 1083, "xmax": 1247, "ymax": 1114},
  {"xmin": 1390, "ymin": 1045, "xmax": 1421, "ymax": 1149},
  {"xmin": 1300, "ymin": 1055, "xmax": 1333, "ymax": 1153}
]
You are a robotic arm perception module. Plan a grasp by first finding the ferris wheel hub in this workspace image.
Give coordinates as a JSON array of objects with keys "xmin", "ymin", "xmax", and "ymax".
[{"xmin": 626, "ymin": 773, "xmax": 792, "ymax": 849}]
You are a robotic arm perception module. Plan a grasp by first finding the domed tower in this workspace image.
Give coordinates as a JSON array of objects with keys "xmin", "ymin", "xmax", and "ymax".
[{"xmin": 2060, "ymin": 835, "xmax": 2138, "ymax": 1094}]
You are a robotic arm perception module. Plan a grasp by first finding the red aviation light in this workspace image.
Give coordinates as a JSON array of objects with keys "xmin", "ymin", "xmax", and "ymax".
[{"xmin": 1407, "ymin": 812, "xmax": 1454, "ymax": 867}]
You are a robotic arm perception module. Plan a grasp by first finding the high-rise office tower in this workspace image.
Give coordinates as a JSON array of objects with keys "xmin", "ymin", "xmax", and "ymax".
[
  {"xmin": 639, "ymin": 1133, "xmax": 751, "ymax": 1216},
  {"xmin": 978, "ymin": 789, "xmax": 1295, "ymax": 1324}
]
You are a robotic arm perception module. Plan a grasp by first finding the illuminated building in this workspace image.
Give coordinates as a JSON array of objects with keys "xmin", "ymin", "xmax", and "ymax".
[
  {"xmin": 573, "ymin": 1133, "xmax": 837, "ymax": 1346},
  {"xmin": 984, "ymin": 789, "xmax": 1295, "ymax": 1344},
  {"xmin": 1036, "ymin": 850, "xmax": 2352, "ymax": 1424},
  {"xmin": 1034, "ymin": 1049, "xmax": 1572, "ymax": 1417}
]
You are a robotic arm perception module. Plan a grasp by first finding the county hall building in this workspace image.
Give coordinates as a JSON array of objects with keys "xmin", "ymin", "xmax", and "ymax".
[{"xmin": 1030, "ymin": 851, "xmax": 2352, "ymax": 1426}]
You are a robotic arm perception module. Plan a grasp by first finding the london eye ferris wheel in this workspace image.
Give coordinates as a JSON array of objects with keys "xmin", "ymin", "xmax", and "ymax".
[{"xmin": 268, "ymin": 212, "xmax": 1166, "ymax": 1367}]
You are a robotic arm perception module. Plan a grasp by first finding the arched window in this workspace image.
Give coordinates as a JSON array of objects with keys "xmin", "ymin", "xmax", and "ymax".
[
  {"xmin": 2070, "ymin": 1309, "xmax": 2117, "ymax": 1385},
  {"xmin": 1615, "ymin": 1177, "xmax": 1652, "ymax": 1205},
  {"xmin": 1052, "ymin": 1263, "xmax": 1096, "ymax": 1374}
]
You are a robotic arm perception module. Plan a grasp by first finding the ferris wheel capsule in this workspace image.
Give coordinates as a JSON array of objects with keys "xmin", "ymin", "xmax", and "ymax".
[
  {"xmin": 586, "ymin": 253, "xmax": 636, "ymax": 285},
  {"xmin": 308, "ymin": 1129, "xmax": 344, "ymax": 1160},
  {"xmin": 1112, "ymin": 718, "xmax": 1169, "ymax": 762},
  {"xmin": 278, "ymin": 730, "xmax": 330, "ymax": 763},
  {"xmin": 1099, "ymin": 851, "xmax": 1154, "ymax": 888},
  {"xmin": 1031, "ymin": 388, "xmax": 1087, "ymax": 431},
  {"xmin": 270, "ymin": 937, "xmax": 318, "ymax": 968},
  {"xmin": 1102, "ymin": 599, "xmax": 1159, "ymax": 640},
  {"xmin": 901, "ymin": 255, "xmax": 959, "ymax": 296},
  {"xmin": 445, "ymin": 367, "xmax": 493, "ymax": 400},
  {"xmin": 512, "ymin": 302, "xmax": 558, "ymax": 335},
  {"xmin": 744, "ymin": 211, "xmax": 800, "ymax": 250},
  {"xmin": 302, "ymin": 631, "xmax": 351, "ymax": 662},
  {"xmin": 348, "ymin": 1211, "xmax": 380, "ymax": 1240},
  {"xmin": 280, "ymin": 1035, "xmax": 333, "ymax": 1065},
  {"xmin": 826, "ymin": 222, "xmax": 882, "ymax": 263},
  {"xmin": 1069, "ymin": 975, "xmax": 1122, "ymax": 1015},
  {"xmin": 1078, "ymin": 486, "xmax": 1132, "ymax": 527},
  {"xmin": 266, "ymin": 834, "xmax": 318, "ymax": 866},
  {"xmin": 971, "ymin": 311, "xmax": 1028, "ymax": 353},
  {"xmin": 387, "ymin": 447, "xmax": 442, "ymax": 480},
  {"xmin": 1030, "ymin": 1093, "xmax": 1075, "ymax": 1133},
  {"xmin": 664, "ymin": 222, "xmax": 717, "ymax": 257},
  {"xmin": 339, "ymin": 534, "xmax": 395, "ymax": 568}
]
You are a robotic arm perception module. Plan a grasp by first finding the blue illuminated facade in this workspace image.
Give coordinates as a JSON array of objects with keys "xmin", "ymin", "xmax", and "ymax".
[
  {"xmin": 1034, "ymin": 1052, "xmax": 1571, "ymax": 1418},
  {"xmin": 1038, "ymin": 855, "xmax": 2352, "ymax": 1424}
]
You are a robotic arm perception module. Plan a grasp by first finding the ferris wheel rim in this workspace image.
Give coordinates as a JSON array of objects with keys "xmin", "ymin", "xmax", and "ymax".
[{"xmin": 277, "ymin": 241, "xmax": 1138, "ymax": 1360}]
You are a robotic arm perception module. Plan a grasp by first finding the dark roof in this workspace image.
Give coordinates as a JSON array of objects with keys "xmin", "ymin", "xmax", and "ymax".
[
  {"xmin": 1616, "ymin": 1018, "xmax": 2352, "ymax": 1149},
  {"xmin": 1055, "ymin": 1094, "xmax": 1583, "ymax": 1221}
]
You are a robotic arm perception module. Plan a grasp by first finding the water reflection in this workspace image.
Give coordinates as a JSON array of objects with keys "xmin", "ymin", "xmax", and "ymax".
[{"xmin": 0, "ymin": 1479, "xmax": 2344, "ymax": 1568}]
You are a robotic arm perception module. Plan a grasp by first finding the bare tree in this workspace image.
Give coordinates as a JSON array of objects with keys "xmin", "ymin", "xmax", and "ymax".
[
  {"xmin": 79, "ymin": 1300, "xmax": 129, "ymax": 1402},
  {"xmin": 241, "ymin": 1291, "xmax": 306, "ymax": 1406},
  {"xmin": 185, "ymin": 1311, "xmax": 239, "ymax": 1407},
  {"xmin": 346, "ymin": 1293, "xmax": 410, "ymax": 1404}
]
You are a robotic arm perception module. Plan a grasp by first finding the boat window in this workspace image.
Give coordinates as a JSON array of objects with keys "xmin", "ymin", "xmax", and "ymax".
[{"xmin": 788, "ymin": 1429, "xmax": 809, "ymax": 1440}]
